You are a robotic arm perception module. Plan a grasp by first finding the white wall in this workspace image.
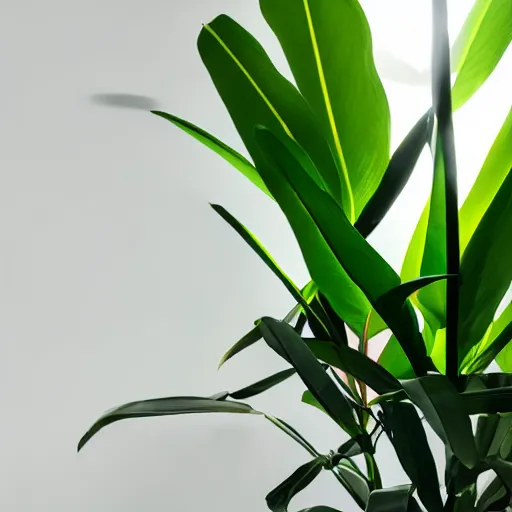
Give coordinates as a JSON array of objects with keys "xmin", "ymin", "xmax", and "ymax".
[{"xmin": 0, "ymin": 1, "xmax": 510, "ymax": 510}]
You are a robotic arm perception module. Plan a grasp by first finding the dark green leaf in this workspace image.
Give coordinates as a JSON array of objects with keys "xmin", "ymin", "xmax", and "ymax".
[
  {"xmin": 298, "ymin": 508, "xmax": 344, "ymax": 512},
  {"xmin": 218, "ymin": 322, "xmax": 262, "ymax": 368},
  {"xmin": 475, "ymin": 413, "xmax": 512, "ymax": 460},
  {"xmin": 260, "ymin": 0, "xmax": 390, "ymax": 221},
  {"xmin": 356, "ymin": 110, "xmax": 433, "ymax": 237},
  {"xmin": 462, "ymin": 387, "xmax": 512, "ymax": 415},
  {"xmin": 380, "ymin": 401, "xmax": 443, "ymax": 512},
  {"xmin": 198, "ymin": 15, "xmax": 342, "ymax": 203},
  {"xmin": 260, "ymin": 317, "xmax": 360, "ymax": 436},
  {"xmin": 374, "ymin": 274, "xmax": 456, "ymax": 312},
  {"xmin": 458, "ymin": 169, "xmax": 512, "ymax": 364},
  {"xmin": 229, "ymin": 368, "xmax": 296, "ymax": 399},
  {"xmin": 266, "ymin": 457, "xmax": 324, "ymax": 512},
  {"xmin": 476, "ymin": 475, "xmax": 509, "ymax": 512},
  {"xmin": 78, "ymin": 396, "xmax": 259, "ymax": 452},
  {"xmin": 334, "ymin": 462, "xmax": 370, "ymax": 509},
  {"xmin": 364, "ymin": 485, "xmax": 414, "ymax": 512},
  {"xmin": 304, "ymin": 339, "xmax": 401, "ymax": 395},
  {"xmin": 255, "ymin": 128, "xmax": 430, "ymax": 376},
  {"xmin": 264, "ymin": 414, "xmax": 320, "ymax": 457},
  {"xmin": 402, "ymin": 375, "xmax": 478, "ymax": 468},
  {"xmin": 151, "ymin": 111, "xmax": 268, "ymax": 196},
  {"xmin": 451, "ymin": 0, "xmax": 512, "ymax": 111}
]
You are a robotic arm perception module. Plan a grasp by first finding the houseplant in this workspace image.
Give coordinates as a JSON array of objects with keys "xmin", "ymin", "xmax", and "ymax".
[{"xmin": 79, "ymin": 0, "xmax": 512, "ymax": 510}]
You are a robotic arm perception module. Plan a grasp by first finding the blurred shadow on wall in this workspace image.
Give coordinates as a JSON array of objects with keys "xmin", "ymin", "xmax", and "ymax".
[{"xmin": 90, "ymin": 93, "xmax": 160, "ymax": 111}]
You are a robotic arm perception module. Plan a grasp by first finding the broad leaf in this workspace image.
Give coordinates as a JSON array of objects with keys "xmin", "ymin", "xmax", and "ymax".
[
  {"xmin": 402, "ymin": 375, "xmax": 478, "ymax": 468},
  {"xmin": 78, "ymin": 396, "xmax": 258, "ymax": 451},
  {"xmin": 304, "ymin": 339, "xmax": 401, "ymax": 395},
  {"xmin": 380, "ymin": 401, "xmax": 443, "ymax": 512},
  {"xmin": 364, "ymin": 485, "xmax": 414, "ymax": 512},
  {"xmin": 475, "ymin": 413, "xmax": 512, "ymax": 460},
  {"xmin": 451, "ymin": 0, "xmax": 512, "ymax": 111},
  {"xmin": 459, "ymin": 108, "xmax": 512, "ymax": 254},
  {"xmin": 266, "ymin": 457, "xmax": 324, "ymax": 512},
  {"xmin": 260, "ymin": 317, "xmax": 360, "ymax": 436},
  {"xmin": 476, "ymin": 475, "xmax": 510, "ymax": 512},
  {"xmin": 334, "ymin": 461, "xmax": 370, "ymax": 509},
  {"xmin": 356, "ymin": 110, "xmax": 433, "ymax": 237},
  {"xmin": 198, "ymin": 15, "xmax": 342, "ymax": 203},
  {"xmin": 255, "ymin": 128, "xmax": 430, "ymax": 375},
  {"xmin": 462, "ymin": 387, "xmax": 512, "ymax": 415},
  {"xmin": 151, "ymin": 111, "xmax": 268, "ymax": 196},
  {"xmin": 457, "ymin": 169, "xmax": 512, "ymax": 363},
  {"xmin": 260, "ymin": 0, "xmax": 390, "ymax": 221}
]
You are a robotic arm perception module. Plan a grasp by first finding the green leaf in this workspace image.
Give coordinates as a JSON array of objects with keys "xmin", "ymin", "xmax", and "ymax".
[
  {"xmin": 198, "ymin": 15, "xmax": 342, "ymax": 204},
  {"xmin": 462, "ymin": 387, "xmax": 512, "ymax": 415},
  {"xmin": 334, "ymin": 462, "xmax": 370, "ymax": 509},
  {"xmin": 228, "ymin": 368, "xmax": 296, "ymax": 400},
  {"xmin": 260, "ymin": 0, "xmax": 390, "ymax": 222},
  {"xmin": 421, "ymin": 0, "xmax": 460, "ymax": 379},
  {"xmin": 462, "ymin": 303, "xmax": 512, "ymax": 373},
  {"xmin": 402, "ymin": 375, "xmax": 478, "ymax": 468},
  {"xmin": 78, "ymin": 396, "xmax": 259, "ymax": 452},
  {"xmin": 266, "ymin": 457, "xmax": 325, "ymax": 512},
  {"xmin": 356, "ymin": 110, "xmax": 433, "ymax": 238},
  {"xmin": 380, "ymin": 401, "xmax": 443, "ymax": 512},
  {"xmin": 255, "ymin": 128, "xmax": 430, "ymax": 376},
  {"xmin": 298, "ymin": 508, "xmax": 344, "ymax": 512},
  {"xmin": 457, "ymin": 168, "xmax": 512, "ymax": 364},
  {"xmin": 364, "ymin": 485, "xmax": 414, "ymax": 512},
  {"xmin": 374, "ymin": 274, "xmax": 456, "ymax": 312},
  {"xmin": 475, "ymin": 475, "xmax": 509, "ymax": 512},
  {"xmin": 218, "ymin": 322, "xmax": 262, "ymax": 368},
  {"xmin": 304, "ymin": 339, "xmax": 401, "ymax": 395},
  {"xmin": 377, "ymin": 335, "xmax": 416, "ymax": 380},
  {"xmin": 451, "ymin": 0, "xmax": 512, "ymax": 111},
  {"xmin": 459, "ymin": 108, "xmax": 512, "ymax": 255},
  {"xmin": 475, "ymin": 413, "xmax": 512, "ymax": 460},
  {"xmin": 260, "ymin": 317, "xmax": 360, "ymax": 436},
  {"xmin": 264, "ymin": 414, "xmax": 320, "ymax": 457},
  {"xmin": 151, "ymin": 111, "xmax": 269, "ymax": 196}
]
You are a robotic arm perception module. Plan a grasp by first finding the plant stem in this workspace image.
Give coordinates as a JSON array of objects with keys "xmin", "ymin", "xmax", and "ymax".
[{"xmin": 431, "ymin": 0, "xmax": 460, "ymax": 382}]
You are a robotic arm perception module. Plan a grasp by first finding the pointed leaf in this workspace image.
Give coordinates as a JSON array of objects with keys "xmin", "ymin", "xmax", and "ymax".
[
  {"xmin": 255, "ymin": 128, "xmax": 430, "ymax": 376},
  {"xmin": 198, "ymin": 15, "xmax": 342, "ymax": 203},
  {"xmin": 451, "ymin": 0, "xmax": 512, "ymax": 111},
  {"xmin": 151, "ymin": 111, "xmax": 268, "ymax": 195},
  {"xmin": 260, "ymin": 0, "xmax": 390, "ymax": 221},
  {"xmin": 229, "ymin": 368, "xmax": 296, "ymax": 400},
  {"xmin": 365, "ymin": 485, "xmax": 414, "ymax": 512},
  {"xmin": 304, "ymin": 339, "xmax": 401, "ymax": 395},
  {"xmin": 218, "ymin": 322, "xmax": 262, "ymax": 368},
  {"xmin": 78, "ymin": 396, "xmax": 258, "ymax": 451},
  {"xmin": 266, "ymin": 457, "xmax": 325, "ymax": 512},
  {"xmin": 356, "ymin": 110, "xmax": 433, "ymax": 237},
  {"xmin": 334, "ymin": 463, "xmax": 370, "ymax": 509},
  {"xmin": 458, "ymin": 169, "xmax": 512, "ymax": 363},
  {"xmin": 380, "ymin": 401, "xmax": 443, "ymax": 512},
  {"xmin": 260, "ymin": 317, "xmax": 360, "ymax": 436},
  {"xmin": 402, "ymin": 375, "xmax": 478, "ymax": 468}
]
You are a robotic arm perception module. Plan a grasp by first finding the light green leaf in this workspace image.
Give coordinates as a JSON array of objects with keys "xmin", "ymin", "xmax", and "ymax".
[
  {"xmin": 451, "ymin": 0, "xmax": 512, "ymax": 111},
  {"xmin": 266, "ymin": 457, "xmax": 325, "ymax": 512},
  {"xmin": 457, "ymin": 168, "xmax": 512, "ymax": 364},
  {"xmin": 151, "ymin": 111, "xmax": 269, "ymax": 196},
  {"xmin": 255, "ymin": 128, "xmax": 430, "ymax": 375},
  {"xmin": 198, "ymin": 15, "xmax": 342, "ymax": 203},
  {"xmin": 402, "ymin": 375, "xmax": 478, "ymax": 469},
  {"xmin": 78, "ymin": 396, "xmax": 259, "ymax": 452},
  {"xmin": 260, "ymin": 0, "xmax": 390, "ymax": 221}
]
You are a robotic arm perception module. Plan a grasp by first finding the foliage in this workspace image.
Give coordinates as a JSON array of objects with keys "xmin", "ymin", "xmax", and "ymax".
[{"xmin": 80, "ymin": 1, "xmax": 512, "ymax": 510}]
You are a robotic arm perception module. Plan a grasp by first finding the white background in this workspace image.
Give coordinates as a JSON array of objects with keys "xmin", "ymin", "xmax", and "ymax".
[{"xmin": 0, "ymin": 0, "xmax": 510, "ymax": 510}]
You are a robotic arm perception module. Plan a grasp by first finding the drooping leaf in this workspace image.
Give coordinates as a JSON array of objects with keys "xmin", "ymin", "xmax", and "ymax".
[
  {"xmin": 334, "ymin": 461, "xmax": 370, "ymax": 509},
  {"xmin": 459, "ymin": 108, "xmax": 512, "ymax": 254},
  {"xmin": 228, "ymin": 368, "xmax": 296, "ymax": 400},
  {"xmin": 260, "ymin": 0, "xmax": 390, "ymax": 222},
  {"xmin": 457, "ymin": 169, "xmax": 512, "ymax": 364},
  {"xmin": 151, "ymin": 111, "xmax": 269, "ymax": 196},
  {"xmin": 264, "ymin": 414, "xmax": 320, "ymax": 457},
  {"xmin": 266, "ymin": 457, "xmax": 325, "ymax": 512},
  {"xmin": 356, "ymin": 110, "xmax": 433, "ymax": 237},
  {"xmin": 198, "ymin": 15, "xmax": 343, "ymax": 203},
  {"xmin": 402, "ymin": 375, "xmax": 478, "ymax": 468},
  {"xmin": 260, "ymin": 317, "xmax": 360, "ymax": 436},
  {"xmin": 379, "ymin": 401, "xmax": 443, "ymax": 512},
  {"xmin": 255, "ymin": 127, "xmax": 430, "ymax": 376},
  {"xmin": 304, "ymin": 339, "xmax": 401, "ymax": 395},
  {"xmin": 451, "ymin": 0, "xmax": 512, "ymax": 111},
  {"xmin": 364, "ymin": 485, "xmax": 414, "ymax": 512},
  {"xmin": 78, "ymin": 396, "xmax": 259, "ymax": 451}
]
